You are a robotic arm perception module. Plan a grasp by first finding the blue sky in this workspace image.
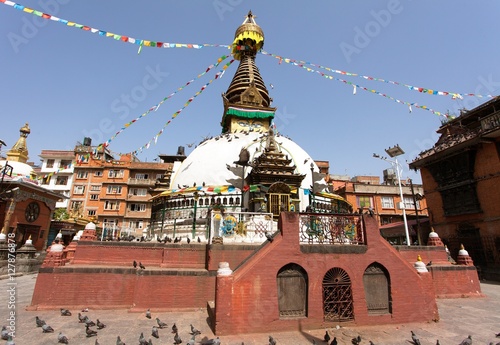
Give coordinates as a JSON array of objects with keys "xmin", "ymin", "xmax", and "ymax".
[{"xmin": 1, "ymin": 1, "xmax": 499, "ymax": 184}]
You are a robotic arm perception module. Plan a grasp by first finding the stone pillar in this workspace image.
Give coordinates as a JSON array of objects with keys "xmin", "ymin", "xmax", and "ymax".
[
  {"xmin": 214, "ymin": 262, "xmax": 234, "ymax": 335},
  {"xmin": 457, "ymin": 244, "xmax": 474, "ymax": 266},
  {"xmin": 426, "ymin": 228, "xmax": 444, "ymax": 246},
  {"xmin": 41, "ymin": 251, "xmax": 65, "ymax": 267},
  {"xmin": 63, "ymin": 239, "xmax": 78, "ymax": 264}
]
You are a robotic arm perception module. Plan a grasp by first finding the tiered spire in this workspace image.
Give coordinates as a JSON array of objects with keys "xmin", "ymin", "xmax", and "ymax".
[
  {"xmin": 221, "ymin": 11, "xmax": 276, "ymax": 133},
  {"xmin": 6, "ymin": 122, "xmax": 30, "ymax": 163}
]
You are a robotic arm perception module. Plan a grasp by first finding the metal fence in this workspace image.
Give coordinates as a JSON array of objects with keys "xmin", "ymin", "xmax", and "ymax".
[{"xmin": 299, "ymin": 213, "xmax": 364, "ymax": 245}]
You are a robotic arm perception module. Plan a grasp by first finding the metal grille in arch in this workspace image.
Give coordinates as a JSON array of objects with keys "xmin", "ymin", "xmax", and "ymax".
[{"xmin": 322, "ymin": 268, "xmax": 354, "ymax": 322}]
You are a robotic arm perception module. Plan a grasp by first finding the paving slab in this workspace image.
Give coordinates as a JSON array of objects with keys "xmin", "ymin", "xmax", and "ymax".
[{"xmin": 1, "ymin": 273, "xmax": 500, "ymax": 345}]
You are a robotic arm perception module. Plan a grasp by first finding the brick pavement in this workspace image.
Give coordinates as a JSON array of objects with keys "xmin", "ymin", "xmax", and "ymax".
[{"xmin": 1, "ymin": 273, "xmax": 500, "ymax": 345}]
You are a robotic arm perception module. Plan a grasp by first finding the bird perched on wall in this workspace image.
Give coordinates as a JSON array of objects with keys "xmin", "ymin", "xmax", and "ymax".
[
  {"xmin": 133, "ymin": 260, "xmax": 137, "ymax": 268},
  {"xmin": 1, "ymin": 326, "xmax": 9, "ymax": 340},
  {"xmin": 156, "ymin": 318, "xmax": 167, "ymax": 329},
  {"xmin": 58, "ymin": 332, "xmax": 69, "ymax": 344},
  {"xmin": 145, "ymin": 309, "xmax": 151, "ymax": 319},
  {"xmin": 187, "ymin": 237, "xmax": 191, "ymax": 244},
  {"xmin": 411, "ymin": 331, "xmax": 421, "ymax": 345},
  {"xmin": 42, "ymin": 324, "xmax": 54, "ymax": 333},
  {"xmin": 86, "ymin": 325, "xmax": 98, "ymax": 337},
  {"xmin": 96, "ymin": 319, "xmax": 106, "ymax": 329},
  {"xmin": 174, "ymin": 332, "xmax": 182, "ymax": 344},
  {"xmin": 330, "ymin": 337, "xmax": 338, "ymax": 345},
  {"xmin": 151, "ymin": 326, "xmax": 159, "ymax": 339},
  {"xmin": 60, "ymin": 308, "xmax": 72, "ymax": 316},
  {"xmin": 459, "ymin": 335, "xmax": 472, "ymax": 345},
  {"xmin": 324, "ymin": 330, "xmax": 330, "ymax": 343},
  {"xmin": 171, "ymin": 323, "xmax": 178, "ymax": 334},
  {"xmin": 269, "ymin": 335, "xmax": 277, "ymax": 345},
  {"xmin": 265, "ymin": 231, "xmax": 273, "ymax": 242},
  {"xmin": 197, "ymin": 236, "xmax": 201, "ymax": 243},
  {"xmin": 139, "ymin": 262, "xmax": 146, "ymax": 270}
]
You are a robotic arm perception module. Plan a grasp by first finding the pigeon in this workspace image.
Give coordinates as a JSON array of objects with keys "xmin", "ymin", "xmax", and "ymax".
[
  {"xmin": 42, "ymin": 324, "xmax": 54, "ymax": 333},
  {"xmin": 116, "ymin": 335, "xmax": 126, "ymax": 345},
  {"xmin": 269, "ymin": 335, "xmax": 277, "ymax": 345},
  {"xmin": 139, "ymin": 262, "xmax": 146, "ymax": 270},
  {"xmin": 201, "ymin": 337, "xmax": 221, "ymax": 345},
  {"xmin": 265, "ymin": 231, "xmax": 274, "ymax": 242},
  {"xmin": 436, "ymin": 341, "xmax": 440, "ymax": 345},
  {"xmin": 411, "ymin": 331, "xmax": 421, "ymax": 345},
  {"xmin": 190, "ymin": 324, "xmax": 201, "ymax": 336},
  {"xmin": 197, "ymin": 237, "xmax": 201, "ymax": 243},
  {"xmin": 369, "ymin": 341, "xmax": 375, "ymax": 345},
  {"xmin": 352, "ymin": 335, "xmax": 362, "ymax": 345},
  {"xmin": 187, "ymin": 237, "xmax": 191, "ymax": 244},
  {"xmin": 171, "ymin": 323, "xmax": 178, "ymax": 334},
  {"xmin": 459, "ymin": 335, "xmax": 472, "ymax": 345},
  {"xmin": 60, "ymin": 308, "xmax": 72, "ymax": 316},
  {"xmin": 1, "ymin": 326, "xmax": 9, "ymax": 340},
  {"xmin": 133, "ymin": 260, "xmax": 137, "ymax": 268},
  {"xmin": 81, "ymin": 308, "xmax": 89, "ymax": 312},
  {"xmin": 174, "ymin": 332, "xmax": 182, "ymax": 344},
  {"xmin": 145, "ymin": 308, "xmax": 152, "ymax": 319},
  {"xmin": 96, "ymin": 319, "xmax": 106, "ymax": 329},
  {"xmin": 78, "ymin": 313, "xmax": 86, "ymax": 323},
  {"xmin": 156, "ymin": 317, "xmax": 167, "ymax": 328},
  {"xmin": 187, "ymin": 335, "xmax": 196, "ymax": 345},
  {"xmin": 324, "ymin": 330, "xmax": 330, "ymax": 343},
  {"xmin": 35, "ymin": 316, "xmax": 46, "ymax": 327},
  {"xmin": 58, "ymin": 332, "xmax": 69, "ymax": 344},
  {"xmin": 5, "ymin": 335, "xmax": 15, "ymax": 345},
  {"xmin": 139, "ymin": 332, "xmax": 148, "ymax": 345},
  {"xmin": 330, "ymin": 337, "xmax": 338, "ymax": 345},
  {"xmin": 86, "ymin": 325, "xmax": 98, "ymax": 337},
  {"xmin": 85, "ymin": 317, "xmax": 96, "ymax": 327},
  {"xmin": 151, "ymin": 326, "xmax": 159, "ymax": 339},
  {"xmin": 95, "ymin": 340, "xmax": 100, "ymax": 345}
]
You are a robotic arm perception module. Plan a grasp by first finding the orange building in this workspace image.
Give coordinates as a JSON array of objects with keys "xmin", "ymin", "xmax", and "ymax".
[{"xmin": 69, "ymin": 139, "xmax": 172, "ymax": 238}]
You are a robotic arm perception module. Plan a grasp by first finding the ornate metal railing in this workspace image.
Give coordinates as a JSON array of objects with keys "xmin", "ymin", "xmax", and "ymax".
[{"xmin": 299, "ymin": 213, "xmax": 364, "ymax": 245}]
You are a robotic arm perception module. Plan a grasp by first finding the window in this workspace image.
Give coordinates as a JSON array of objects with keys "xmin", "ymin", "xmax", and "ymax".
[
  {"xmin": 129, "ymin": 188, "xmax": 147, "ymax": 196},
  {"xmin": 46, "ymin": 159, "xmax": 54, "ymax": 168},
  {"xmin": 71, "ymin": 201, "xmax": 82, "ymax": 210},
  {"xmin": 104, "ymin": 200, "xmax": 120, "ymax": 210},
  {"xmin": 135, "ymin": 173, "xmax": 149, "ymax": 180},
  {"xmin": 41, "ymin": 176, "xmax": 50, "ymax": 185},
  {"xmin": 381, "ymin": 196, "xmax": 394, "ymax": 208},
  {"xmin": 94, "ymin": 171, "xmax": 103, "ymax": 177},
  {"xmin": 56, "ymin": 176, "xmax": 68, "ymax": 185},
  {"xmin": 76, "ymin": 170, "xmax": 88, "ymax": 179},
  {"xmin": 357, "ymin": 196, "xmax": 373, "ymax": 208},
  {"xmin": 130, "ymin": 203, "xmax": 146, "ymax": 212},
  {"xmin": 404, "ymin": 196, "xmax": 418, "ymax": 209},
  {"xmin": 108, "ymin": 169, "xmax": 124, "ymax": 178},
  {"xmin": 73, "ymin": 185, "xmax": 85, "ymax": 194},
  {"xmin": 89, "ymin": 194, "xmax": 99, "ymax": 200},
  {"xmin": 87, "ymin": 210, "xmax": 96, "ymax": 216},
  {"xmin": 60, "ymin": 160, "xmax": 72, "ymax": 169},
  {"xmin": 106, "ymin": 185, "xmax": 122, "ymax": 194},
  {"xmin": 130, "ymin": 220, "xmax": 144, "ymax": 229},
  {"xmin": 90, "ymin": 185, "xmax": 101, "ymax": 191}
]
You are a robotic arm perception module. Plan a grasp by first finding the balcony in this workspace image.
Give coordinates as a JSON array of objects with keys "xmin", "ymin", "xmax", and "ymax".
[{"xmin": 128, "ymin": 178, "xmax": 157, "ymax": 186}]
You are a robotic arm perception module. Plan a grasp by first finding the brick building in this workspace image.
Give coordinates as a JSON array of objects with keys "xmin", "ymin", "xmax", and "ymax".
[
  {"xmin": 70, "ymin": 139, "xmax": 172, "ymax": 238},
  {"xmin": 410, "ymin": 96, "xmax": 500, "ymax": 279}
]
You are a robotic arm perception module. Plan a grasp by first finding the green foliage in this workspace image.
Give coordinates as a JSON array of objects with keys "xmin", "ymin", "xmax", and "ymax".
[{"xmin": 53, "ymin": 208, "xmax": 69, "ymax": 221}]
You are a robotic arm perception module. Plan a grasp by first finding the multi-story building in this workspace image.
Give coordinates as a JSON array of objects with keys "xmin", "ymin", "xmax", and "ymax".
[
  {"xmin": 70, "ymin": 139, "xmax": 172, "ymax": 238},
  {"xmin": 410, "ymin": 96, "xmax": 500, "ymax": 277},
  {"xmin": 333, "ymin": 173, "xmax": 429, "ymax": 245},
  {"xmin": 38, "ymin": 150, "xmax": 75, "ymax": 209}
]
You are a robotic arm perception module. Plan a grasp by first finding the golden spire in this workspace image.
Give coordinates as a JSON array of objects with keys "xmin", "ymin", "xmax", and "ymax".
[{"xmin": 6, "ymin": 122, "xmax": 30, "ymax": 163}]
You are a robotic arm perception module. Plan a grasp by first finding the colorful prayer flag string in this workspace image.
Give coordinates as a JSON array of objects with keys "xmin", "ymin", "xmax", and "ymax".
[
  {"xmin": 260, "ymin": 50, "xmax": 495, "ymax": 100},
  {"xmin": 1, "ymin": 0, "xmax": 230, "ymax": 50},
  {"xmin": 131, "ymin": 59, "xmax": 235, "ymax": 155},
  {"xmin": 97, "ymin": 54, "xmax": 230, "ymax": 151}
]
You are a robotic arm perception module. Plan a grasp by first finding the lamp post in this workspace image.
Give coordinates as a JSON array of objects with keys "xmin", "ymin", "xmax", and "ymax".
[
  {"xmin": 373, "ymin": 144, "xmax": 410, "ymax": 246},
  {"xmin": 408, "ymin": 178, "xmax": 422, "ymax": 245},
  {"xmin": 309, "ymin": 162, "xmax": 314, "ymax": 211}
]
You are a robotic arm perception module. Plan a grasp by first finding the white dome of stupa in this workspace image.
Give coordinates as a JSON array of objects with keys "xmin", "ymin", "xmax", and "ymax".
[{"xmin": 0, "ymin": 160, "xmax": 35, "ymax": 180}]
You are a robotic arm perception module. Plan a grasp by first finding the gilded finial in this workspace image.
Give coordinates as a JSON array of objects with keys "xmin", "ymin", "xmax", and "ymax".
[
  {"xmin": 417, "ymin": 255, "xmax": 422, "ymax": 262},
  {"xmin": 460, "ymin": 243, "xmax": 465, "ymax": 250}
]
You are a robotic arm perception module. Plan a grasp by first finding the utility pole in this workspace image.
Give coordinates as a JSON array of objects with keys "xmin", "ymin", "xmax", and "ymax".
[{"xmin": 409, "ymin": 178, "xmax": 422, "ymax": 245}]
